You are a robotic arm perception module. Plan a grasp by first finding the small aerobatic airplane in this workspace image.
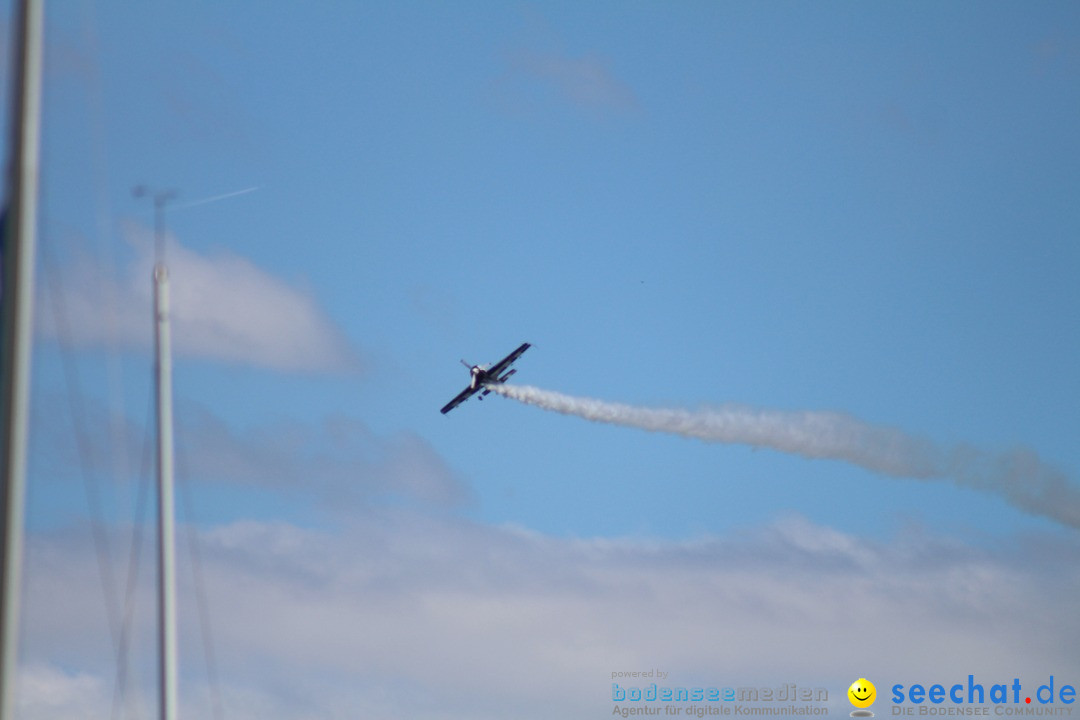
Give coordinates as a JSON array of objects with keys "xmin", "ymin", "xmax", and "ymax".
[{"xmin": 440, "ymin": 342, "xmax": 531, "ymax": 414}]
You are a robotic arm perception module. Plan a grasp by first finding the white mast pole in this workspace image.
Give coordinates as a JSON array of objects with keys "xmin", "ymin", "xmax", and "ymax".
[
  {"xmin": 150, "ymin": 192, "xmax": 178, "ymax": 720},
  {"xmin": 0, "ymin": 1, "xmax": 44, "ymax": 718}
]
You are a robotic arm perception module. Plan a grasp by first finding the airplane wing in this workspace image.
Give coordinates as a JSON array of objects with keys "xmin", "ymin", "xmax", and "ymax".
[
  {"xmin": 440, "ymin": 385, "xmax": 477, "ymax": 415},
  {"xmin": 485, "ymin": 342, "xmax": 531, "ymax": 380}
]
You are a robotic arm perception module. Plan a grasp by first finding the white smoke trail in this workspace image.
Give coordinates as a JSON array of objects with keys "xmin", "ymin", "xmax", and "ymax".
[{"xmin": 491, "ymin": 384, "xmax": 1080, "ymax": 530}]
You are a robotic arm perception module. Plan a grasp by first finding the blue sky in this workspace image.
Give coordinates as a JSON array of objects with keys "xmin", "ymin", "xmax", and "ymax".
[{"xmin": 6, "ymin": 2, "xmax": 1080, "ymax": 718}]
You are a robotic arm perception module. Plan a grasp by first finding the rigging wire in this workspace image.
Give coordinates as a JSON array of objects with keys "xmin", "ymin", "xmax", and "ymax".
[
  {"xmin": 175, "ymin": 431, "xmax": 226, "ymax": 720},
  {"xmin": 40, "ymin": 2, "xmax": 145, "ymax": 701},
  {"xmin": 72, "ymin": 5, "xmax": 153, "ymax": 714},
  {"xmin": 110, "ymin": 388, "xmax": 154, "ymax": 720},
  {"xmin": 75, "ymin": 0, "xmax": 135, "ymax": 539},
  {"xmin": 38, "ymin": 215, "xmax": 123, "ymax": 651}
]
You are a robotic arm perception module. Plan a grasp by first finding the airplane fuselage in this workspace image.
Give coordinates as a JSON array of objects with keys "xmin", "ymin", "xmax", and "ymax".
[{"xmin": 469, "ymin": 366, "xmax": 502, "ymax": 397}]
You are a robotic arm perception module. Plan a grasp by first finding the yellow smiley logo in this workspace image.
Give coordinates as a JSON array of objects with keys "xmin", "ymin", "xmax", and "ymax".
[{"xmin": 848, "ymin": 678, "xmax": 876, "ymax": 708}]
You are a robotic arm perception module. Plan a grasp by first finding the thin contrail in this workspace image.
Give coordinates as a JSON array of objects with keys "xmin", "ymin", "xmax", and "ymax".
[
  {"xmin": 175, "ymin": 186, "xmax": 260, "ymax": 210},
  {"xmin": 491, "ymin": 384, "xmax": 1080, "ymax": 530}
]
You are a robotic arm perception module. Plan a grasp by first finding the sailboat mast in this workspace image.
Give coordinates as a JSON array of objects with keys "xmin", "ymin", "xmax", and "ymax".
[
  {"xmin": 153, "ymin": 205, "xmax": 179, "ymax": 720},
  {"xmin": 0, "ymin": 1, "xmax": 43, "ymax": 718}
]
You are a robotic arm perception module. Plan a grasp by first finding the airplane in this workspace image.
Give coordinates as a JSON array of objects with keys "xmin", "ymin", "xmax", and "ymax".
[{"xmin": 440, "ymin": 342, "xmax": 531, "ymax": 415}]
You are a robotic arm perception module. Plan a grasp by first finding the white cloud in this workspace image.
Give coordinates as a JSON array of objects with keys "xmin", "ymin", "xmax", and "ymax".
[
  {"xmin": 492, "ymin": 29, "xmax": 638, "ymax": 118},
  {"xmin": 512, "ymin": 49, "xmax": 638, "ymax": 112},
  {"xmin": 175, "ymin": 408, "xmax": 472, "ymax": 508},
  {"xmin": 24, "ymin": 394, "xmax": 1078, "ymax": 718},
  {"xmin": 491, "ymin": 8, "xmax": 639, "ymax": 117},
  {"xmin": 32, "ymin": 395, "xmax": 471, "ymax": 515},
  {"xmin": 16, "ymin": 664, "xmax": 108, "ymax": 720},
  {"xmin": 17, "ymin": 512, "xmax": 1080, "ymax": 720},
  {"xmin": 40, "ymin": 223, "xmax": 361, "ymax": 373}
]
